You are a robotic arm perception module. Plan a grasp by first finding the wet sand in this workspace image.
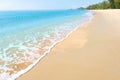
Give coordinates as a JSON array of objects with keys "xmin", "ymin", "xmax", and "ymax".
[{"xmin": 17, "ymin": 10, "xmax": 120, "ymax": 80}]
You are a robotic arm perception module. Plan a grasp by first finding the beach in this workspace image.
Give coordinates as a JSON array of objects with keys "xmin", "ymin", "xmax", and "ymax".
[{"xmin": 17, "ymin": 10, "xmax": 120, "ymax": 80}]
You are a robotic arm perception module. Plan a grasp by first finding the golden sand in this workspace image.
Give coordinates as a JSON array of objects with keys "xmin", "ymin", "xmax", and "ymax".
[{"xmin": 17, "ymin": 10, "xmax": 120, "ymax": 80}]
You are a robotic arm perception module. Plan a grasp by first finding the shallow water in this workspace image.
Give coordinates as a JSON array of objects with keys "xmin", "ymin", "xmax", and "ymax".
[{"xmin": 0, "ymin": 10, "xmax": 93, "ymax": 80}]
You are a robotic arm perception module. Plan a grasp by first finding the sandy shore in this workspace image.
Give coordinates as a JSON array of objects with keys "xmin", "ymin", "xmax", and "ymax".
[{"xmin": 17, "ymin": 10, "xmax": 120, "ymax": 80}]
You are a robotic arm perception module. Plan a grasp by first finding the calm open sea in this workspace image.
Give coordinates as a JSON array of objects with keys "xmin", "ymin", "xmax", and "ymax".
[{"xmin": 0, "ymin": 10, "xmax": 93, "ymax": 80}]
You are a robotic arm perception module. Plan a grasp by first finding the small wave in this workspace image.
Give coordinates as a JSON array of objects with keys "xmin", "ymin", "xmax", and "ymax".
[{"xmin": 0, "ymin": 11, "xmax": 94, "ymax": 80}]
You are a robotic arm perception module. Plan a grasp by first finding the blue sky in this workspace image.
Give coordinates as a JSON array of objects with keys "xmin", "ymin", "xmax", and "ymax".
[{"xmin": 0, "ymin": 0, "xmax": 104, "ymax": 10}]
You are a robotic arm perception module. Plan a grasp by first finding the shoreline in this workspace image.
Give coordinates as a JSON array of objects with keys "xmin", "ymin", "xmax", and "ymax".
[
  {"xmin": 18, "ymin": 9, "xmax": 120, "ymax": 80},
  {"xmin": 16, "ymin": 12, "xmax": 94, "ymax": 80},
  {"xmin": 7, "ymin": 11, "xmax": 93, "ymax": 80}
]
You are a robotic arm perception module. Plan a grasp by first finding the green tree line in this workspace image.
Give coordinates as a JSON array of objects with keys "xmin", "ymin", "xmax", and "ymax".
[{"xmin": 86, "ymin": 0, "xmax": 120, "ymax": 9}]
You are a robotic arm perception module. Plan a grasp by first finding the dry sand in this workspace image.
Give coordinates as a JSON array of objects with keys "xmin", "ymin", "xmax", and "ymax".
[{"xmin": 17, "ymin": 10, "xmax": 120, "ymax": 80}]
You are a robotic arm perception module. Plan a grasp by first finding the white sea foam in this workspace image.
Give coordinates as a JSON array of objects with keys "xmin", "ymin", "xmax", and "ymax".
[{"xmin": 0, "ymin": 11, "xmax": 94, "ymax": 80}]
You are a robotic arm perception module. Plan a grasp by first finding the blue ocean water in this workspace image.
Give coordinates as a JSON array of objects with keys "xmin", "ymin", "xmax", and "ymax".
[
  {"xmin": 0, "ymin": 10, "xmax": 93, "ymax": 80},
  {"xmin": 0, "ymin": 10, "xmax": 87, "ymax": 37}
]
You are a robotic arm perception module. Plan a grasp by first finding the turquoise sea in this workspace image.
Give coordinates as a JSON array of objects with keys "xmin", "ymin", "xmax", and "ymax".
[{"xmin": 0, "ymin": 10, "xmax": 93, "ymax": 80}]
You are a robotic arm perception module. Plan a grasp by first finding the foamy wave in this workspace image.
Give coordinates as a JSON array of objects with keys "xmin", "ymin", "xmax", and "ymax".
[{"xmin": 0, "ymin": 11, "xmax": 94, "ymax": 80}]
